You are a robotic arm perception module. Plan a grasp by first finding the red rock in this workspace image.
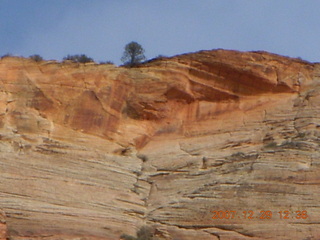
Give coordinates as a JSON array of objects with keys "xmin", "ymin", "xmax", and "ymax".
[
  {"xmin": 0, "ymin": 50, "xmax": 319, "ymax": 239},
  {"xmin": 0, "ymin": 211, "xmax": 7, "ymax": 240}
]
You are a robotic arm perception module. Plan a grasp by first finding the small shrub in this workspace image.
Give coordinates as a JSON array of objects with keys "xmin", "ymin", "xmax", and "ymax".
[
  {"xmin": 137, "ymin": 154, "xmax": 148, "ymax": 162},
  {"xmin": 120, "ymin": 234, "xmax": 136, "ymax": 240},
  {"xmin": 230, "ymin": 152, "xmax": 245, "ymax": 158},
  {"xmin": 279, "ymin": 140, "xmax": 304, "ymax": 149},
  {"xmin": 295, "ymin": 56, "xmax": 310, "ymax": 63},
  {"xmin": 99, "ymin": 60, "xmax": 114, "ymax": 65},
  {"xmin": 296, "ymin": 132, "xmax": 306, "ymax": 138},
  {"xmin": 120, "ymin": 226, "xmax": 155, "ymax": 240},
  {"xmin": 136, "ymin": 226, "xmax": 153, "ymax": 240},
  {"xmin": 155, "ymin": 55, "xmax": 167, "ymax": 59},
  {"xmin": 29, "ymin": 54, "xmax": 43, "ymax": 62},
  {"xmin": 63, "ymin": 54, "xmax": 94, "ymax": 63},
  {"xmin": 264, "ymin": 142, "xmax": 277, "ymax": 149},
  {"xmin": 1, "ymin": 53, "xmax": 12, "ymax": 59}
]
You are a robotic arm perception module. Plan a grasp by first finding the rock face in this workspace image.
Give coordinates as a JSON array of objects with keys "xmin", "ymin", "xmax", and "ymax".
[
  {"xmin": 0, "ymin": 210, "xmax": 7, "ymax": 240},
  {"xmin": 0, "ymin": 49, "xmax": 320, "ymax": 240}
]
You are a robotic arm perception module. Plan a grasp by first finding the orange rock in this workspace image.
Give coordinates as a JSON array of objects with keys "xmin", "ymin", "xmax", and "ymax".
[
  {"xmin": 0, "ymin": 50, "xmax": 319, "ymax": 240},
  {"xmin": 0, "ymin": 211, "xmax": 7, "ymax": 240}
]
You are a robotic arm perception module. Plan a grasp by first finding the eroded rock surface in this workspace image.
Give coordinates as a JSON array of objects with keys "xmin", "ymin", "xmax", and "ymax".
[
  {"xmin": 0, "ymin": 210, "xmax": 7, "ymax": 240},
  {"xmin": 0, "ymin": 50, "xmax": 320, "ymax": 240}
]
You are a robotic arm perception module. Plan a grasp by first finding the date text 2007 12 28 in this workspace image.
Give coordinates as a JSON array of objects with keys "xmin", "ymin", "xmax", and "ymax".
[{"xmin": 211, "ymin": 210, "xmax": 308, "ymax": 220}]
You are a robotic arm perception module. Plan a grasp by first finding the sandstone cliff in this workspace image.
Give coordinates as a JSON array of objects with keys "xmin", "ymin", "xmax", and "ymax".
[
  {"xmin": 0, "ymin": 210, "xmax": 7, "ymax": 240},
  {"xmin": 0, "ymin": 49, "xmax": 319, "ymax": 240}
]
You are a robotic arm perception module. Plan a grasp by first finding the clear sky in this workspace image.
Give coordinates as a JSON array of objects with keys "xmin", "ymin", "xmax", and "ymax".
[{"xmin": 1, "ymin": 0, "xmax": 320, "ymax": 65}]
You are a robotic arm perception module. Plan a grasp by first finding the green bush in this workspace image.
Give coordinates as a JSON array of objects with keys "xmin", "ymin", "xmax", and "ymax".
[
  {"xmin": 120, "ymin": 234, "xmax": 136, "ymax": 240},
  {"xmin": 63, "ymin": 54, "xmax": 94, "ymax": 63},
  {"xmin": 121, "ymin": 41, "xmax": 146, "ymax": 67},
  {"xmin": 155, "ymin": 55, "xmax": 167, "ymax": 59},
  {"xmin": 29, "ymin": 54, "xmax": 43, "ymax": 62},
  {"xmin": 136, "ymin": 226, "xmax": 153, "ymax": 240},
  {"xmin": 120, "ymin": 226, "xmax": 154, "ymax": 240},
  {"xmin": 264, "ymin": 141, "xmax": 277, "ymax": 149},
  {"xmin": 99, "ymin": 60, "xmax": 114, "ymax": 65},
  {"xmin": 1, "ymin": 53, "xmax": 12, "ymax": 59}
]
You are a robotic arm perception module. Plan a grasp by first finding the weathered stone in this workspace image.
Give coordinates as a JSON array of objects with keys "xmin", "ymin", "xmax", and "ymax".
[
  {"xmin": 0, "ymin": 50, "xmax": 319, "ymax": 239},
  {"xmin": 0, "ymin": 210, "xmax": 7, "ymax": 240}
]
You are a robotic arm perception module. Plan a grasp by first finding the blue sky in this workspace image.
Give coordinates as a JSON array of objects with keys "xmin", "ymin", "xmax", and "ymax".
[{"xmin": 1, "ymin": 0, "xmax": 320, "ymax": 65}]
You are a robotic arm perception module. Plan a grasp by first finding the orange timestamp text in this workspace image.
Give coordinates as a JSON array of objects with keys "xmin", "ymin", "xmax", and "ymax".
[{"xmin": 212, "ymin": 210, "xmax": 308, "ymax": 220}]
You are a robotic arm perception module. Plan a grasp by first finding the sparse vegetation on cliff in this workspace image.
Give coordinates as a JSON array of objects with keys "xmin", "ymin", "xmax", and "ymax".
[
  {"xmin": 1, "ymin": 53, "xmax": 12, "ymax": 59},
  {"xmin": 120, "ymin": 226, "xmax": 155, "ymax": 240},
  {"xmin": 99, "ymin": 60, "xmax": 114, "ymax": 65},
  {"xmin": 0, "ymin": 49, "xmax": 318, "ymax": 240},
  {"xmin": 63, "ymin": 54, "xmax": 94, "ymax": 63},
  {"xmin": 121, "ymin": 41, "xmax": 146, "ymax": 67},
  {"xmin": 29, "ymin": 54, "xmax": 43, "ymax": 62}
]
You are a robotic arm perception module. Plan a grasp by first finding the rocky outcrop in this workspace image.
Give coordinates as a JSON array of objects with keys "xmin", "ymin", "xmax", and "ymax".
[
  {"xmin": 0, "ymin": 50, "xmax": 320, "ymax": 240},
  {"xmin": 0, "ymin": 210, "xmax": 7, "ymax": 240}
]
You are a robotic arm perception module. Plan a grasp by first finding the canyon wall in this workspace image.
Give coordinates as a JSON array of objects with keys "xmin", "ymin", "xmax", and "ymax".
[
  {"xmin": 0, "ymin": 210, "xmax": 7, "ymax": 240},
  {"xmin": 0, "ymin": 50, "xmax": 319, "ymax": 240}
]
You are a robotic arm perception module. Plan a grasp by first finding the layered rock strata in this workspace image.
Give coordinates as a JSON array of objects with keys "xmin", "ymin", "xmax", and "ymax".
[
  {"xmin": 0, "ymin": 210, "xmax": 7, "ymax": 240},
  {"xmin": 0, "ymin": 50, "xmax": 319, "ymax": 240}
]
